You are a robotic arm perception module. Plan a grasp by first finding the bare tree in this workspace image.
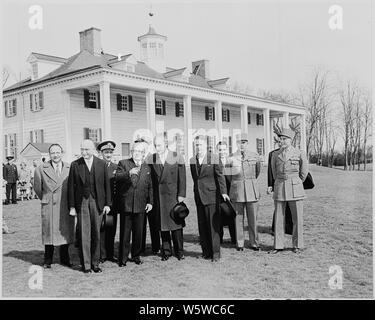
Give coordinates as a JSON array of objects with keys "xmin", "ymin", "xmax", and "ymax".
[
  {"xmin": 299, "ymin": 70, "xmax": 331, "ymax": 161},
  {"xmin": 3, "ymin": 67, "xmax": 10, "ymax": 88},
  {"xmin": 339, "ymin": 80, "xmax": 359, "ymax": 170},
  {"xmin": 362, "ymin": 92, "xmax": 373, "ymax": 170}
]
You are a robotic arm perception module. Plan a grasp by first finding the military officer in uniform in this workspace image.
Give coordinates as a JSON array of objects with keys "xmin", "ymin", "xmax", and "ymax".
[
  {"xmin": 97, "ymin": 140, "xmax": 118, "ymax": 263},
  {"xmin": 270, "ymin": 128, "xmax": 308, "ymax": 254},
  {"xmin": 228, "ymin": 133, "xmax": 262, "ymax": 251},
  {"xmin": 3, "ymin": 155, "xmax": 18, "ymax": 204}
]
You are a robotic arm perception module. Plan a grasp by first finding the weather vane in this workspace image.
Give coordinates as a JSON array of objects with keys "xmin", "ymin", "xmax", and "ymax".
[{"xmin": 149, "ymin": 4, "xmax": 154, "ymax": 17}]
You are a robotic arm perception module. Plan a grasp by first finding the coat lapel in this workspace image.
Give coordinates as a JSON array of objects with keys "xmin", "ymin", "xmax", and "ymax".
[
  {"xmin": 43, "ymin": 162, "xmax": 57, "ymax": 184},
  {"xmin": 78, "ymin": 157, "xmax": 86, "ymax": 183},
  {"xmin": 198, "ymin": 153, "xmax": 209, "ymax": 177}
]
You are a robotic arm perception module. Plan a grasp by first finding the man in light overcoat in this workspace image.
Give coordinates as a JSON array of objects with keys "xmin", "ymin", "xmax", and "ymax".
[{"xmin": 33, "ymin": 143, "xmax": 75, "ymax": 268}]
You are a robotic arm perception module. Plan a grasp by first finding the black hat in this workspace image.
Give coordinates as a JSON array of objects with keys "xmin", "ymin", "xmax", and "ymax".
[
  {"xmin": 220, "ymin": 200, "xmax": 236, "ymax": 219},
  {"xmin": 97, "ymin": 140, "xmax": 116, "ymax": 152},
  {"xmin": 170, "ymin": 202, "xmax": 189, "ymax": 225},
  {"xmin": 6, "ymin": 155, "xmax": 14, "ymax": 160},
  {"xmin": 101, "ymin": 214, "xmax": 114, "ymax": 231}
]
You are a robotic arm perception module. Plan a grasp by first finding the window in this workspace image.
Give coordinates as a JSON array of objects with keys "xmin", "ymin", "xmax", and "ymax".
[
  {"xmin": 222, "ymin": 108, "xmax": 230, "ymax": 122},
  {"xmin": 84, "ymin": 90, "xmax": 100, "ymax": 109},
  {"xmin": 155, "ymin": 99, "xmax": 166, "ymax": 115},
  {"xmin": 116, "ymin": 94, "xmax": 133, "ymax": 112},
  {"xmin": 256, "ymin": 138, "xmax": 265, "ymax": 156},
  {"xmin": 192, "ymin": 65, "xmax": 200, "ymax": 75},
  {"xmin": 30, "ymin": 129, "xmax": 44, "ymax": 143},
  {"xmin": 248, "ymin": 112, "xmax": 251, "ymax": 124},
  {"xmin": 206, "ymin": 136, "xmax": 216, "ymax": 153},
  {"xmin": 32, "ymin": 63, "xmax": 38, "ymax": 79},
  {"xmin": 205, "ymin": 106, "xmax": 215, "ymax": 121},
  {"xmin": 4, "ymin": 99, "xmax": 17, "ymax": 117},
  {"xmin": 222, "ymin": 136, "xmax": 233, "ymax": 155},
  {"xmin": 5, "ymin": 133, "xmax": 17, "ymax": 158},
  {"xmin": 175, "ymin": 102, "xmax": 184, "ymax": 117},
  {"xmin": 150, "ymin": 42, "xmax": 157, "ymax": 57},
  {"xmin": 83, "ymin": 128, "xmax": 102, "ymax": 143},
  {"xmin": 141, "ymin": 43, "xmax": 147, "ymax": 59},
  {"xmin": 122, "ymin": 143, "xmax": 130, "ymax": 158},
  {"xmin": 29, "ymin": 92, "xmax": 44, "ymax": 112},
  {"xmin": 256, "ymin": 114, "xmax": 264, "ymax": 126}
]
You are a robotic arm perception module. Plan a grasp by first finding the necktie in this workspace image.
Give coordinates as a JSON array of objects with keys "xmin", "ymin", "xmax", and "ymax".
[
  {"xmin": 55, "ymin": 164, "xmax": 61, "ymax": 177},
  {"xmin": 241, "ymin": 151, "xmax": 245, "ymax": 160},
  {"xmin": 196, "ymin": 155, "xmax": 202, "ymax": 175}
]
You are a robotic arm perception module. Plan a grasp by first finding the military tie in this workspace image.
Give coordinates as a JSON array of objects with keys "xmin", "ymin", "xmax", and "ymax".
[{"xmin": 196, "ymin": 155, "xmax": 202, "ymax": 175}]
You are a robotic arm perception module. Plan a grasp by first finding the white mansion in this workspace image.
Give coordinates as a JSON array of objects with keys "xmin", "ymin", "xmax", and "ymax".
[{"xmin": 3, "ymin": 26, "xmax": 306, "ymax": 163}]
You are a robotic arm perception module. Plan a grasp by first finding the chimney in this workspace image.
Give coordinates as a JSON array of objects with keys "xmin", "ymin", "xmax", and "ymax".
[
  {"xmin": 192, "ymin": 59, "xmax": 210, "ymax": 79},
  {"xmin": 79, "ymin": 27, "xmax": 102, "ymax": 56}
]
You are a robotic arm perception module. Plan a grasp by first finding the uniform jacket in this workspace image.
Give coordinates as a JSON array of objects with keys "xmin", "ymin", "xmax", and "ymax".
[
  {"xmin": 116, "ymin": 158, "xmax": 153, "ymax": 214},
  {"xmin": 3, "ymin": 163, "xmax": 18, "ymax": 183},
  {"xmin": 190, "ymin": 152, "xmax": 227, "ymax": 206},
  {"xmin": 271, "ymin": 146, "xmax": 308, "ymax": 201},
  {"xmin": 106, "ymin": 161, "xmax": 119, "ymax": 214},
  {"xmin": 148, "ymin": 151, "xmax": 186, "ymax": 231},
  {"xmin": 227, "ymin": 150, "xmax": 262, "ymax": 203},
  {"xmin": 67, "ymin": 156, "xmax": 111, "ymax": 213},
  {"xmin": 267, "ymin": 148, "xmax": 279, "ymax": 188},
  {"xmin": 33, "ymin": 161, "xmax": 75, "ymax": 245}
]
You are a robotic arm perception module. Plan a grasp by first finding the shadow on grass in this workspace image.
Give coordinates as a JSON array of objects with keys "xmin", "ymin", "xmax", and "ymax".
[{"xmin": 4, "ymin": 250, "xmax": 44, "ymax": 265}]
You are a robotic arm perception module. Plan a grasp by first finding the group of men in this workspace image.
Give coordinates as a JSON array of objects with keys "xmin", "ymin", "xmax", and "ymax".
[{"xmin": 30, "ymin": 127, "xmax": 308, "ymax": 274}]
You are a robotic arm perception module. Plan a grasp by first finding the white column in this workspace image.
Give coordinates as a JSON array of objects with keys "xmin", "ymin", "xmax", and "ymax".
[
  {"xmin": 62, "ymin": 90, "xmax": 73, "ymax": 161},
  {"xmin": 263, "ymin": 108, "xmax": 270, "ymax": 163},
  {"xmin": 300, "ymin": 113, "xmax": 307, "ymax": 153},
  {"xmin": 214, "ymin": 100, "xmax": 223, "ymax": 141},
  {"xmin": 183, "ymin": 95, "xmax": 193, "ymax": 160},
  {"xmin": 269, "ymin": 116, "xmax": 274, "ymax": 150},
  {"xmin": 240, "ymin": 104, "xmax": 248, "ymax": 134},
  {"xmin": 99, "ymin": 81, "xmax": 112, "ymax": 140},
  {"xmin": 146, "ymin": 89, "xmax": 156, "ymax": 136},
  {"xmin": 282, "ymin": 111, "xmax": 290, "ymax": 129}
]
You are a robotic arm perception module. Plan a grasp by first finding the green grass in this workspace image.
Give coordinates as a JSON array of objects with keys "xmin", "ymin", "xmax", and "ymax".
[{"xmin": 2, "ymin": 165, "xmax": 373, "ymax": 298}]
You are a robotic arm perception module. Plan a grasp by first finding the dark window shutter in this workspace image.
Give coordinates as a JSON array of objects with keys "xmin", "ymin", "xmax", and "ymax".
[
  {"xmin": 98, "ymin": 128, "xmax": 102, "ymax": 141},
  {"xmin": 261, "ymin": 114, "xmax": 264, "ymax": 125},
  {"xmin": 155, "ymin": 99, "xmax": 158, "ymax": 114},
  {"xmin": 83, "ymin": 128, "xmax": 89, "ymax": 139},
  {"xmin": 262, "ymin": 138, "xmax": 265, "ymax": 155},
  {"xmin": 96, "ymin": 91, "xmax": 100, "ymax": 109},
  {"xmin": 4, "ymin": 101, "xmax": 7, "ymax": 117},
  {"xmin": 162, "ymin": 100, "xmax": 166, "ymax": 115},
  {"xmin": 222, "ymin": 108, "xmax": 225, "ymax": 120},
  {"xmin": 128, "ymin": 95, "xmax": 133, "ymax": 112},
  {"xmin": 227, "ymin": 109, "xmax": 230, "ymax": 122},
  {"xmin": 84, "ymin": 90, "xmax": 89, "ymax": 108},
  {"xmin": 30, "ymin": 131, "xmax": 33, "ymax": 143},
  {"xmin": 248, "ymin": 112, "xmax": 251, "ymax": 124},
  {"xmin": 40, "ymin": 129, "xmax": 44, "ymax": 143},
  {"xmin": 212, "ymin": 107, "xmax": 215, "ymax": 121},
  {"xmin": 30, "ymin": 94, "xmax": 33, "ymax": 111},
  {"xmin": 205, "ymin": 106, "xmax": 209, "ymax": 120},
  {"xmin": 256, "ymin": 114, "xmax": 259, "ymax": 125},
  {"xmin": 39, "ymin": 92, "xmax": 44, "ymax": 109},
  {"xmin": 117, "ymin": 94, "xmax": 122, "ymax": 111},
  {"xmin": 175, "ymin": 102, "xmax": 180, "ymax": 117}
]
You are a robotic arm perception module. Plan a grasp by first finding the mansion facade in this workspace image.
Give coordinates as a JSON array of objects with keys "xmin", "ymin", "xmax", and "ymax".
[{"xmin": 2, "ymin": 26, "xmax": 306, "ymax": 164}]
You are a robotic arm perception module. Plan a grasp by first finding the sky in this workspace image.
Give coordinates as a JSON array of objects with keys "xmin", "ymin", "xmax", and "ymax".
[{"xmin": 1, "ymin": 0, "xmax": 373, "ymax": 95}]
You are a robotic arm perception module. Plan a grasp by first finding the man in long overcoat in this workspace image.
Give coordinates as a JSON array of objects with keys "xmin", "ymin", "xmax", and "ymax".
[
  {"xmin": 33, "ymin": 143, "xmax": 75, "ymax": 268},
  {"xmin": 148, "ymin": 135, "xmax": 186, "ymax": 261}
]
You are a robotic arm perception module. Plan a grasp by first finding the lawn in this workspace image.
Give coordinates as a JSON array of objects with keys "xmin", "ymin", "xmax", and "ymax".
[{"xmin": 2, "ymin": 164, "xmax": 373, "ymax": 298}]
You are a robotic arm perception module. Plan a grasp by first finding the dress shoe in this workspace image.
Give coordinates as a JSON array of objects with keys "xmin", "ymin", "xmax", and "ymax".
[
  {"xmin": 107, "ymin": 257, "xmax": 118, "ymax": 263},
  {"xmin": 236, "ymin": 247, "xmax": 244, "ymax": 252},
  {"xmin": 201, "ymin": 254, "xmax": 212, "ymax": 259},
  {"xmin": 134, "ymin": 257, "xmax": 143, "ymax": 265},
  {"xmin": 250, "ymin": 246, "xmax": 260, "ymax": 251},
  {"xmin": 92, "ymin": 266, "xmax": 103, "ymax": 273},
  {"xmin": 99, "ymin": 258, "xmax": 105, "ymax": 264},
  {"xmin": 292, "ymin": 248, "xmax": 302, "ymax": 254},
  {"xmin": 119, "ymin": 262, "xmax": 127, "ymax": 267},
  {"xmin": 81, "ymin": 268, "xmax": 92, "ymax": 273},
  {"xmin": 43, "ymin": 263, "xmax": 51, "ymax": 269},
  {"xmin": 177, "ymin": 254, "xmax": 185, "ymax": 261},
  {"xmin": 269, "ymin": 249, "xmax": 283, "ymax": 254},
  {"xmin": 61, "ymin": 261, "xmax": 72, "ymax": 268},
  {"xmin": 161, "ymin": 255, "xmax": 169, "ymax": 261}
]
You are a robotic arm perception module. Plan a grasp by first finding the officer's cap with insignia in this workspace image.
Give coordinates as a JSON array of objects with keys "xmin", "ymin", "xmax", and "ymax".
[
  {"xmin": 278, "ymin": 128, "xmax": 294, "ymax": 140},
  {"xmin": 97, "ymin": 140, "xmax": 116, "ymax": 152},
  {"xmin": 6, "ymin": 155, "xmax": 14, "ymax": 160},
  {"xmin": 236, "ymin": 132, "xmax": 248, "ymax": 142}
]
